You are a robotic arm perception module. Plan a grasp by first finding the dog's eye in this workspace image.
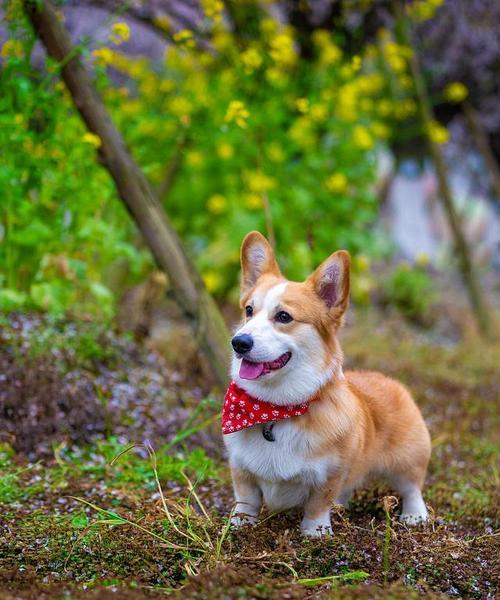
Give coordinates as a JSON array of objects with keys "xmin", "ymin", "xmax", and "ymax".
[
  {"xmin": 245, "ymin": 305, "xmax": 253, "ymax": 318},
  {"xmin": 275, "ymin": 311, "xmax": 293, "ymax": 324}
]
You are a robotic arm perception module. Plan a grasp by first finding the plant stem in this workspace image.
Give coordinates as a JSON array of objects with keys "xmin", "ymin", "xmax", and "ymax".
[{"xmin": 394, "ymin": 0, "xmax": 492, "ymax": 337}]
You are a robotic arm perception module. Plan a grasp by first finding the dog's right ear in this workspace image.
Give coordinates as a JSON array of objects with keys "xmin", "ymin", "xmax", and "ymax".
[{"xmin": 240, "ymin": 231, "xmax": 281, "ymax": 295}]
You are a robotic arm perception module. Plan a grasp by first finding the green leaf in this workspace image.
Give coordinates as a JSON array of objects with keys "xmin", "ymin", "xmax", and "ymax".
[
  {"xmin": 10, "ymin": 220, "xmax": 52, "ymax": 247},
  {"xmin": 71, "ymin": 513, "xmax": 89, "ymax": 529},
  {"xmin": 0, "ymin": 289, "xmax": 28, "ymax": 311}
]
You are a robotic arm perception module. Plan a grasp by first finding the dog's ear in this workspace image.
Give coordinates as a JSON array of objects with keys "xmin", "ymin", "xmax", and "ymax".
[
  {"xmin": 308, "ymin": 250, "xmax": 350, "ymax": 316},
  {"xmin": 240, "ymin": 231, "xmax": 281, "ymax": 295}
]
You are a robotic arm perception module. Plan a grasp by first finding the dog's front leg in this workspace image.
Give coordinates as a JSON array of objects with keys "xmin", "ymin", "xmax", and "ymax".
[
  {"xmin": 301, "ymin": 477, "xmax": 342, "ymax": 537},
  {"xmin": 230, "ymin": 467, "xmax": 262, "ymax": 527}
]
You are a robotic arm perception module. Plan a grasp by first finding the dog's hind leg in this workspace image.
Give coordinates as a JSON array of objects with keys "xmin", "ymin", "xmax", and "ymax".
[
  {"xmin": 334, "ymin": 488, "xmax": 352, "ymax": 508},
  {"xmin": 389, "ymin": 472, "xmax": 428, "ymax": 525}
]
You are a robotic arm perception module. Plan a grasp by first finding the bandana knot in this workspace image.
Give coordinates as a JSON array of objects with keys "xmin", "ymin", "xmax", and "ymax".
[{"xmin": 222, "ymin": 381, "xmax": 313, "ymax": 434}]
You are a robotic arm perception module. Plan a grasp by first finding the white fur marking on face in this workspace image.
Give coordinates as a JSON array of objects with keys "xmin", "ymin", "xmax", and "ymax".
[{"xmin": 231, "ymin": 282, "xmax": 340, "ymax": 405}]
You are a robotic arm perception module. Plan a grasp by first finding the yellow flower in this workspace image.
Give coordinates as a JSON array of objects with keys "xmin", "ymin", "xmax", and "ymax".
[
  {"xmin": 296, "ymin": 98, "xmax": 309, "ymax": 113},
  {"xmin": 140, "ymin": 76, "xmax": 159, "ymax": 99},
  {"xmin": 169, "ymin": 96, "xmax": 193, "ymax": 117},
  {"xmin": 443, "ymin": 82, "xmax": 468, "ymax": 103},
  {"xmin": 312, "ymin": 30, "xmax": 342, "ymax": 66},
  {"xmin": 289, "ymin": 116, "xmax": 315, "ymax": 150},
  {"xmin": 173, "ymin": 29, "xmax": 195, "ymax": 49},
  {"xmin": 224, "ymin": 100, "xmax": 250, "ymax": 129},
  {"xmin": 408, "ymin": 0, "xmax": 444, "ymax": 22},
  {"xmin": 92, "ymin": 47, "xmax": 114, "ymax": 65},
  {"xmin": 310, "ymin": 104, "xmax": 328, "ymax": 123},
  {"xmin": 201, "ymin": 0, "xmax": 224, "ymax": 22},
  {"xmin": 203, "ymin": 271, "xmax": 222, "ymax": 293},
  {"xmin": 266, "ymin": 142, "xmax": 285, "ymax": 163},
  {"xmin": 312, "ymin": 30, "xmax": 330, "ymax": 47},
  {"xmin": 336, "ymin": 83, "xmax": 358, "ymax": 122},
  {"xmin": 357, "ymin": 73, "xmax": 384, "ymax": 94},
  {"xmin": 137, "ymin": 121, "xmax": 158, "ymax": 136},
  {"xmin": 1, "ymin": 39, "xmax": 23, "ymax": 59},
  {"xmin": 153, "ymin": 15, "xmax": 171, "ymax": 32},
  {"xmin": 427, "ymin": 121, "xmax": 449, "ymax": 145},
  {"xmin": 352, "ymin": 125, "xmax": 374, "ymax": 150},
  {"xmin": 110, "ymin": 22, "xmax": 130, "ymax": 45},
  {"xmin": 371, "ymin": 122, "xmax": 390, "ymax": 139},
  {"xmin": 241, "ymin": 47, "xmax": 263, "ymax": 72},
  {"xmin": 415, "ymin": 252, "xmax": 430, "ymax": 267},
  {"xmin": 186, "ymin": 151, "xmax": 204, "ymax": 167},
  {"xmin": 351, "ymin": 55, "xmax": 362, "ymax": 71},
  {"xmin": 377, "ymin": 99, "xmax": 392, "ymax": 117},
  {"xmin": 354, "ymin": 255, "xmax": 370, "ymax": 272},
  {"xmin": 217, "ymin": 142, "xmax": 234, "ymax": 160},
  {"xmin": 159, "ymin": 79, "xmax": 174, "ymax": 93},
  {"xmin": 246, "ymin": 171, "xmax": 276, "ymax": 194},
  {"xmin": 244, "ymin": 194, "xmax": 264, "ymax": 210},
  {"xmin": 269, "ymin": 32, "xmax": 296, "ymax": 68},
  {"xmin": 82, "ymin": 132, "xmax": 102, "ymax": 148},
  {"xmin": 394, "ymin": 98, "xmax": 417, "ymax": 120},
  {"xmin": 388, "ymin": 54, "xmax": 406, "ymax": 73},
  {"xmin": 265, "ymin": 67, "xmax": 285, "ymax": 85},
  {"xmin": 339, "ymin": 64, "xmax": 353, "ymax": 80},
  {"xmin": 122, "ymin": 100, "xmax": 141, "ymax": 116},
  {"xmin": 14, "ymin": 114, "xmax": 24, "ymax": 126},
  {"xmin": 212, "ymin": 30, "xmax": 233, "ymax": 52},
  {"xmin": 320, "ymin": 43, "xmax": 342, "ymax": 65},
  {"xmin": 260, "ymin": 17, "xmax": 277, "ymax": 37},
  {"xmin": 383, "ymin": 40, "xmax": 410, "ymax": 73},
  {"xmin": 207, "ymin": 194, "xmax": 227, "ymax": 214},
  {"xmin": 325, "ymin": 173, "xmax": 348, "ymax": 194}
]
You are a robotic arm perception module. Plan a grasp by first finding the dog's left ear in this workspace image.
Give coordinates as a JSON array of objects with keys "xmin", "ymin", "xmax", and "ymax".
[{"xmin": 308, "ymin": 250, "xmax": 350, "ymax": 315}]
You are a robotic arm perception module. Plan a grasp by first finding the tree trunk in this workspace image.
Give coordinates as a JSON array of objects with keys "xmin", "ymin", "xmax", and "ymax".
[
  {"xmin": 24, "ymin": 0, "xmax": 230, "ymax": 385},
  {"xmin": 395, "ymin": 1, "xmax": 492, "ymax": 337},
  {"xmin": 462, "ymin": 101, "xmax": 500, "ymax": 201}
]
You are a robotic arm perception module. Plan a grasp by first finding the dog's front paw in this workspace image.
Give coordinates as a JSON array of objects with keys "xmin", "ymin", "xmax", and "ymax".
[
  {"xmin": 231, "ymin": 513, "xmax": 258, "ymax": 528},
  {"xmin": 301, "ymin": 516, "xmax": 333, "ymax": 538}
]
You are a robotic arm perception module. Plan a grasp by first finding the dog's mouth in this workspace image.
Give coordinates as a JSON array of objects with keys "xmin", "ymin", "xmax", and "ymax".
[{"xmin": 239, "ymin": 352, "xmax": 292, "ymax": 380}]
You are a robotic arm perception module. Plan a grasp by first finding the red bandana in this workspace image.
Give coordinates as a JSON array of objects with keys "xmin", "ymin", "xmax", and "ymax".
[{"xmin": 222, "ymin": 381, "xmax": 313, "ymax": 435}]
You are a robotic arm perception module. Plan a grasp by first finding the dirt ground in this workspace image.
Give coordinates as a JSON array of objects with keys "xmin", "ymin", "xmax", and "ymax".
[{"xmin": 0, "ymin": 311, "xmax": 498, "ymax": 599}]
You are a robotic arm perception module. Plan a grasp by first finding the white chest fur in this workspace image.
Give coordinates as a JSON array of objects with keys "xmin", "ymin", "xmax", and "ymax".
[{"xmin": 224, "ymin": 419, "xmax": 338, "ymax": 511}]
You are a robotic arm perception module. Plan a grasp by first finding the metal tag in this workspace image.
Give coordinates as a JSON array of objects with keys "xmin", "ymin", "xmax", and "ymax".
[{"xmin": 262, "ymin": 422, "xmax": 276, "ymax": 442}]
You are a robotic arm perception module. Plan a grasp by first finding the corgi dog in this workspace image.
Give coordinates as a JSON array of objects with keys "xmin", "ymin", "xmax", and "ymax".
[{"xmin": 223, "ymin": 231, "xmax": 431, "ymax": 537}]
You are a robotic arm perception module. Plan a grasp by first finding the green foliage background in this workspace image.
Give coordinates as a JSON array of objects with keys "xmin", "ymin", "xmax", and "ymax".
[{"xmin": 0, "ymin": 1, "xmax": 443, "ymax": 317}]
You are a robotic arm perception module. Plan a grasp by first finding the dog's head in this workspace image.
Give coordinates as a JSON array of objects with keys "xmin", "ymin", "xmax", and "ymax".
[{"xmin": 230, "ymin": 231, "xmax": 350, "ymax": 405}]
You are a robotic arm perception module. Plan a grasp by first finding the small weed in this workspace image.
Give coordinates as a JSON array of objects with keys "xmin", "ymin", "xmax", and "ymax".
[
  {"xmin": 382, "ymin": 496, "xmax": 398, "ymax": 585},
  {"xmin": 69, "ymin": 442, "xmax": 233, "ymax": 578}
]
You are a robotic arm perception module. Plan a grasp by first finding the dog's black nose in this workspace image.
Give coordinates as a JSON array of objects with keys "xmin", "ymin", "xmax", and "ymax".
[{"xmin": 231, "ymin": 334, "xmax": 254, "ymax": 354}]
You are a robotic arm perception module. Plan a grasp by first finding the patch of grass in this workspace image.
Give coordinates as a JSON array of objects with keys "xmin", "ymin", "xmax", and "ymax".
[
  {"xmin": 21, "ymin": 317, "xmax": 120, "ymax": 371},
  {"xmin": 61, "ymin": 437, "xmax": 218, "ymax": 489}
]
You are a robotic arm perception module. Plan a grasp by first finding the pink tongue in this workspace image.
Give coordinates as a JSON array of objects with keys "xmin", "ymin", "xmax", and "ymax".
[{"xmin": 239, "ymin": 359, "xmax": 265, "ymax": 380}]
